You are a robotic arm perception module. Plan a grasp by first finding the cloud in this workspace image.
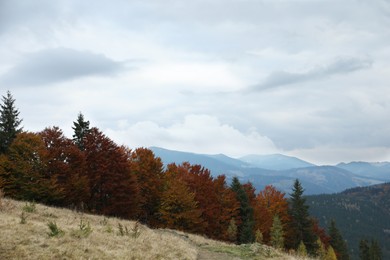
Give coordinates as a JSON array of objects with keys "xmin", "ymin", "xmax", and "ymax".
[
  {"xmin": 105, "ymin": 114, "xmax": 278, "ymax": 157},
  {"xmin": 250, "ymin": 57, "xmax": 373, "ymax": 91},
  {"xmin": 0, "ymin": 48, "xmax": 125, "ymax": 86}
]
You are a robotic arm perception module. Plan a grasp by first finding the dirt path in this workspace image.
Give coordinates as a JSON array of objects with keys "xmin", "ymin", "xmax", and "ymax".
[{"xmin": 197, "ymin": 247, "xmax": 241, "ymax": 260}]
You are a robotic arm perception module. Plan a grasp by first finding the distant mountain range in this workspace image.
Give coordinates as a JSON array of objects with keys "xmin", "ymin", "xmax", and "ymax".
[
  {"xmin": 150, "ymin": 147, "xmax": 389, "ymax": 195},
  {"xmin": 307, "ymin": 183, "xmax": 390, "ymax": 259}
]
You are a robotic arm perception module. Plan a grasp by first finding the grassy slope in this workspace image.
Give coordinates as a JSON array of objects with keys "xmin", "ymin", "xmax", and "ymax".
[{"xmin": 0, "ymin": 198, "xmax": 300, "ymax": 260}]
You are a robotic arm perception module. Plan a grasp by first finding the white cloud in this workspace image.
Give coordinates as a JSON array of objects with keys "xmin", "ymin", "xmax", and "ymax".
[{"xmin": 106, "ymin": 114, "xmax": 278, "ymax": 157}]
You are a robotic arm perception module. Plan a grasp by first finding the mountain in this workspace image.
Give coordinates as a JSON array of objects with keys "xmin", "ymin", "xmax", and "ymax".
[
  {"xmin": 337, "ymin": 161, "xmax": 390, "ymax": 181},
  {"xmin": 307, "ymin": 183, "xmax": 390, "ymax": 260},
  {"xmin": 240, "ymin": 154, "xmax": 315, "ymax": 170},
  {"xmin": 150, "ymin": 147, "xmax": 384, "ymax": 195}
]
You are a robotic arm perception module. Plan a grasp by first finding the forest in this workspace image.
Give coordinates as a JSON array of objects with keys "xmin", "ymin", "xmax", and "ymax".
[{"xmin": 0, "ymin": 90, "xmax": 382, "ymax": 260}]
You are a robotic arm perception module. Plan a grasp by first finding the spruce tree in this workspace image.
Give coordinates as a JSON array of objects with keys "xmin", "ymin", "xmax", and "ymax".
[
  {"xmin": 72, "ymin": 112, "xmax": 90, "ymax": 151},
  {"xmin": 230, "ymin": 177, "xmax": 255, "ymax": 244},
  {"xmin": 270, "ymin": 215, "xmax": 284, "ymax": 249},
  {"xmin": 288, "ymin": 179, "xmax": 318, "ymax": 254},
  {"xmin": 369, "ymin": 239, "xmax": 382, "ymax": 260},
  {"xmin": 359, "ymin": 239, "xmax": 370, "ymax": 260},
  {"xmin": 0, "ymin": 91, "xmax": 22, "ymax": 154},
  {"xmin": 328, "ymin": 219, "xmax": 349, "ymax": 260}
]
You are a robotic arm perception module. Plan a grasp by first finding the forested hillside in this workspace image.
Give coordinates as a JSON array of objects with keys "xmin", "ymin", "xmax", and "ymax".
[
  {"xmin": 0, "ymin": 91, "xmax": 344, "ymax": 259},
  {"xmin": 307, "ymin": 183, "xmax": 390, "ymax": 259}
]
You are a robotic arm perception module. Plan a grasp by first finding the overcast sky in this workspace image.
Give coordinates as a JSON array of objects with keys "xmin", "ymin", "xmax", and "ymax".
[{"xmin": 1, "ymin": 0, "xmax": 390, "ymax": 165}]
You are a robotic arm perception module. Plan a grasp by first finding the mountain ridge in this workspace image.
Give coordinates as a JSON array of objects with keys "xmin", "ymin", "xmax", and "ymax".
[{"xmin": 149, "ymin": 147, "xmax": 387, "ymax": 195}]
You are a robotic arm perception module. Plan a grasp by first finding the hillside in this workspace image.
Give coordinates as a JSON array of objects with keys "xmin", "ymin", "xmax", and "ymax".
[
  {"xmin": 0, "ymin": 197, "xmax": 299, "ymax": 260},
  {"xmin": 307, "ymin": 183, "xmax": 390, "ymax": 260}
]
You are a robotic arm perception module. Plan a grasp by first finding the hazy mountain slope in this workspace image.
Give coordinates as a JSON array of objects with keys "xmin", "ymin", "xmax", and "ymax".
[
  {"xmin": 337, "ymin": 161, "xmax": 390, "ymax": 181},
  {"xmin": 307, "ymin": 183, "xmax": 390, "ymax": 260},
  {"xmin": 240, "ymin": 154, "xmax": 315, "ymax": 170},
  {"xmin": 150, "ymin": 147, "xmax": 384, "ymax": 195}
]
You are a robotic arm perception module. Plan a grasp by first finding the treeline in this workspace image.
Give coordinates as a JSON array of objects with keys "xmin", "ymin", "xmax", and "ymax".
[{"xmin": 1, "ymin": 91, "xmax": 351, "ymax": 259}]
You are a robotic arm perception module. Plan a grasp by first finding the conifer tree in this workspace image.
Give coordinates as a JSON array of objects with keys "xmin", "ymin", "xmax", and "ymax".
[
  {"xmin": 287, "ymin": 179, "xmax": 318, "ymax": 254},
  {"xmin": 270, "ymin": 215, "xmax": 284, "ymax": 249},
  {"xmin": 297, "ymin": 240, "xmax": 308, "ymax": 257},
  {"xmin": 328, "ymin": 219, "xmax": 349, "ymax": 260},
  {"xmin": 0, "ymin": 91, "xmax": 22, "ymax": 154},
  {"xmin": 230, "ymin": 177, "xmax": 255, "ymax": 244},
  {"xmin": 369, "ymin": 239, "xmax": 382, "ymax": 260},
  {"xmin": 72, "ymin": 112, "xmax": 90, "ymax": 151},
  {"xmin": 325, "ymin": 246, "xmax": 338, "ymax": 260},
  {"xmin": 359, "ymin": 239, "xmax": 370, "ymax": 260}
]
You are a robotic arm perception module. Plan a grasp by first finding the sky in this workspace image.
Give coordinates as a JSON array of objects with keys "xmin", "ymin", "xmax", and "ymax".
[{"xmin": 1, "ymin": 0, "xmax": 390, "ymax": 165}]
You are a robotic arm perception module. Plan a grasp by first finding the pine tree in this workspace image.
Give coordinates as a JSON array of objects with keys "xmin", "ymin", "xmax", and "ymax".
[
  {"xmin": 0, "ymin": 91, "xmax": 22, "ymax": 154},
  {"xmin": 328, "ymin": 219, "xmax": 349, "ymax": 260},
  {"xmin": 287, "ymin": 179, "xmax": 318, "ymax": 254},
  {"xmin": 369, "ymin": 239, "xmax": 382, "ymax": 260},
  {"xmin": 270, "ymin": 215, "xmax": 284, "ymax": 249},
  {"xmin": 297, "ymin": 240, "xmax": 308, "ymax": 257},
  {"xmin": 230, "ymin": 177, "xmax": 255, "ymax": 244},
  {"xmin": 72, "ymin": 112, "xmax": 90, "ymax": 151},
  {"xmin": 227, "ymin": 218, "xmax": 238, "ymax": 243},
  {"xmin": 325, "ymin": 246, "xmax": 338, "ymax": 260},
  {"xmin": 359, "ymin": 239, "xmax": 370, "ymax": 260}
]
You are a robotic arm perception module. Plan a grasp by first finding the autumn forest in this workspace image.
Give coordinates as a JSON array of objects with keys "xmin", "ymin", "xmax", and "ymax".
[{"xmin": 0, "ymin": 91, "xmax": 351, "ymax": 259}]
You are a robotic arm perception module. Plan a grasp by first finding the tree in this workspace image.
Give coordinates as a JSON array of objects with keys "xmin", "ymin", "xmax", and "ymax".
[
  {"xmin": 40, "ymin": 127, "xmax": 89, "ymax": 208},
  {"xmin": 227, "ymin": 218, "xmax": 238, "ymax": 243},
  {"xmin": 328, "ymin": 219, "xmax": 349, "ymax": 260},
  {"xmin": 359, "ymin": 239, "xmax": 370, "ymax": 260},
  {"xmin": 297, "ymin": 240, "xmax": 308, "ymax": 257},
  {"xmin": 83, "ymin": 127, "xmax": 139, "ymax": 218},
  {"xmin": 72, "ymin": 112, "xmax": 90, "ymax": 151},
  {"xmin": 213, "ymin": 175, "xmax": 240, "ymax": 241},
  {"xmin": 0, "ymin": 132, "xmax": 62, "ymax": 204},
  {"xmin": 359, "ymin": 239, "xmax": 382, "ymax": 260},
  {"xmin": 325, "ymin": 246, "xmax": 338, "ymax": 260},
  {"xmin": 0, "ymin": 91, "xmax": 22, "ymax": 154},
  {"xmin": 287, "ymin": 179, "xmax": 318, "ymax": 254},
  {"xmin": 128, "ymin": 147, "xmax": 164, "ymax": 227},
  {"xmin": 159, "ymin": 170, "xmax": 202, "ymax": 232},
  {"xmin": 369, "ymin": 239, "xmax": 382, "ymax": 260},
  {"xmin": 270, "ymin": 215, "xmax": 284, "ymax": 249},
  {"xmin": 254, "ymin": 185, "xmax": 290, "ymax": 244},
  {"xmin": 230, "ymin": 177, "xmax": 255, "ymax": 244}
]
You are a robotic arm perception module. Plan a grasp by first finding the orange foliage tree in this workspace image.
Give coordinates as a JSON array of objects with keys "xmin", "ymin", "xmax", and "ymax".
[
  {"xmin": 254, "ymin": 185, "xmax": 290, "ymax": 244},
  {"xmin": 128, "ymin": 147, "xmax": 164, "ymax": 226},
  {"xmin": 40, "ymin": 127, "xmax": 89, "ymax": 208},
  {"xmin": 83, "ymin": 128, "xmax": 139, "ymax": 218},
  {"xmin": 159, "ymin": 163, "xmax": 202, "ymax": 232},
  {"xmin": 0, "ymin": 132, "xmax": 62, "ymax": 204}
]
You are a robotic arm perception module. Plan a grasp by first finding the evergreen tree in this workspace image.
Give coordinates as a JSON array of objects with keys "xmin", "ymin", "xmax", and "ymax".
[
  {"xmin": 297, "ymin": 240, "xmax": 308, "ymax": 257},
  {"xmin": 0, "ymin": 91, "xmax": 22, "ymax": 154},
  {"xmin": 369, "ymin": 239, "xmax": 382, "ymax": 260},
  {"xmin": 72, "ymin": 112, "xmax": 90, "ymax": 151},
  {"xmin": 359, "ymin": 239, "xmax": 370, "ymax": 260},
  {"xmin": 270, "ymin": 215, "xmax": 284, "ymax": 249},
  {"xmin": 230, "ymin": 177, "xmax": 255, "ymax": 244},
  {"xmin": 287, "ymin": 179, "xmax": 318, "ymax": 254},
  {"xmin": 328, "ymin": 219, "xmax": 349, "ymax": 260},
  {"xmin": 325, "ymin": 246, "xmax": 338, "ymax": 260}
]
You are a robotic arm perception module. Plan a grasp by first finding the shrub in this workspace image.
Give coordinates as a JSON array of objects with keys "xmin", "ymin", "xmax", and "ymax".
[
  {"xmin": 23, "ymin": 201, "xmax": 36, "ymax": 213},
  {"xmin": 131, "ymin": 221, "xmax": 141, "ymax": 239},
  {"xmin": 72, "ymin": 219, "xmax": 93, "ymax": 238},
  {"xmin": 47, "ymin": 221, "xmax": 65, "ymax": 237},
  {"xmin": 20, "ymin": 211, "xmax": 27, "ymax": 224}
]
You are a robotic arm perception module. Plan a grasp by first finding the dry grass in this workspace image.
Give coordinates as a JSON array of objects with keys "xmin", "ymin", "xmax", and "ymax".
[
  {"xmin": 0, "ymin": 198, "xmax": 304, "ymax": 260},
  {"xmin": 0, "ymin": 198, "xmax": 197, "ymax": 260}
]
